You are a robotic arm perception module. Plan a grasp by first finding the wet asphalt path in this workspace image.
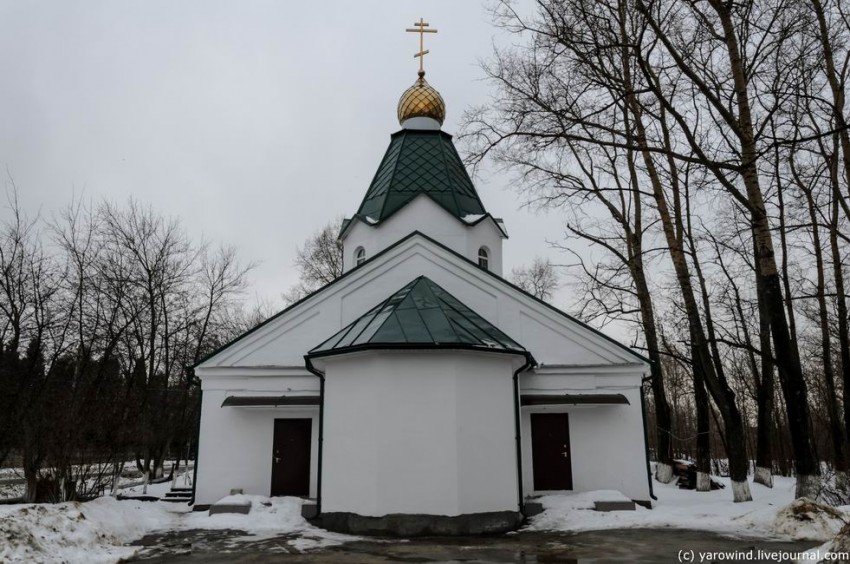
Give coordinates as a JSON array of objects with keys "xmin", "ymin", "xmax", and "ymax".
[{"xmin": 127, "ymin": 528, "xmax": 819, "ymax": 563}]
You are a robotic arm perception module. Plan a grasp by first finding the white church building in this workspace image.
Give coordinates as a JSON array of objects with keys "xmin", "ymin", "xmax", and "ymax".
[{"xmin": 193, "ymin": 62, "xmax": 654, "ymax": 535}]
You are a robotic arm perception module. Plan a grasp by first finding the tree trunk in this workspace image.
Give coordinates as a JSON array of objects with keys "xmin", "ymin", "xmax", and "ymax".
[
  {"xmin": 754, "ymin": 277, "xmax": 775, "ymax": 488},
  {"xmin": 619, "ymin": 1, "xmax": 749, "ymax": 498},
  {"xmin": 694, "ymin": 352, "xmax": 712, "ymax": 492},
  {"xmin": 710, "ymin": 0, "xmax": 820, "ymax": 498},
  {"xmin": 802, "ymin": 184, "xmax": 847, "ymax": 479}
]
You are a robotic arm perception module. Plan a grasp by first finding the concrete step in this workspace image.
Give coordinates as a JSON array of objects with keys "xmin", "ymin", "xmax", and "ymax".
[
  {"xmin": 301, "ymin": 501, "xmax": 318, "ymax": 519},
  {"xmin": 164, "ymin": 491, "xmax": 192, "ymax": 498},
  {"xmin": 160, "ymin": 496, "xmax": 192, "ymax": 503},
  {"xmin": 522, "ymin": 501, "xmax": 545, "ymax": 517},
  {"xmin": 593, "ymin": 500, "xmax": 636, "ymax": 512}
]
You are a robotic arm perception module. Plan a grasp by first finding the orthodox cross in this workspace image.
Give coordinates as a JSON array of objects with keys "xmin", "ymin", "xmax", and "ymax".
[{"xmin": 406, "ymin": 18, "xmax": 438, "ymax": 75}]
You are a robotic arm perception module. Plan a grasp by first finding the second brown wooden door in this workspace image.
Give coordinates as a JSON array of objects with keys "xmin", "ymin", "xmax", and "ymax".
[
  {"xmin": 531, "ymin": 412, "xmax": 573, "ymax": 490},
  {"xmin": 271, "ymin": 418, "xmax": 312, "ymax": 497}
]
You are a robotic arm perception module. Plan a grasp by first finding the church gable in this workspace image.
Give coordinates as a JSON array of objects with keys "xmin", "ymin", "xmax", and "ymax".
[{"xmin": 196, "ymin": 233, "xmax": 645, "ymax": 372}]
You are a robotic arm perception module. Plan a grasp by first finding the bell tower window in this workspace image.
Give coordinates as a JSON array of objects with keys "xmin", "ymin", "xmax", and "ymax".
[
  {"xmin": 478, "ymin": 247, "xmax": 489, "ymax": 270},
  {"xmin": 355, "ymin": 247, "xmax": 366, "ymax": 266}
]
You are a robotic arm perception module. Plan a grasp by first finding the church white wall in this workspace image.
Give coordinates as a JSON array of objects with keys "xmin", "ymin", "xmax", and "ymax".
[
  {"xmin": 342, "ymin": 195, "xmax": 505, "ymax": 276},
  {"xmin": 320, "ymin": 350, "xmax": 519, "ymax": 517},
  {"xmin": 194, "ymin": 377, "xmax": 320, "ymax": 506},
  {"xmin": 519, "ymin": 371, "xmax": 651, "ymax": 502}
]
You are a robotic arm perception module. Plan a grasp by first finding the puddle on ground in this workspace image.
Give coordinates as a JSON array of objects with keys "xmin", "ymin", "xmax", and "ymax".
[{"xmin": 127, "ymin": 528, "xmax": 819, "ymax": 563}]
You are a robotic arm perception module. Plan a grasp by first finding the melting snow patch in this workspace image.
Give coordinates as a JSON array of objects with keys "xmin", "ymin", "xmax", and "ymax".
[
  {"xmin": 0, "ymin": 495, "xmax": 356, "ymax": 563},
  {"xmin": 527, "ymin": 476, "xmax": 850, "ymax": 542},
  {"xmin": 773, "ymin": 498, "xmax": 849, "ymax": 541},
  {"xmin": 0, "ymin": 497, "xmax": 181, "ymax": 563},
  {"xmin": 184, "ymin": 496, "xmax": 356, "ymax": 549}
]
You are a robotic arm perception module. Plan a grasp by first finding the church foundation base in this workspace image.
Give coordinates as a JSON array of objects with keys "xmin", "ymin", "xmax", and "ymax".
[{"xmin": 317, "ymin": 510, "xmax": 523, "ymax": 536}]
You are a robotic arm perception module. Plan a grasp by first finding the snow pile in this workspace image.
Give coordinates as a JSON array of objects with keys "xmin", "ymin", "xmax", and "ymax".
[
  {"xmin": 0, "ymin": 495, "xmax": 352, "ymax": 563},
  {"xmin": 773, "ymin": 498, "xmax": 848, "ymax": 541},
  {"xmin": 528, "ymin": 475, "xmax": 850, "ymax": 541},
  {"xmin": 797, "ymin": 520, "xmax": 850, "ymax": 563},
  {"xmin": 0, "ymin": 497, "xmax": 181, "ymax": 563},
  {"xmin": 185, "ymin": 495, "xmax": 353, "ymax": 549}
]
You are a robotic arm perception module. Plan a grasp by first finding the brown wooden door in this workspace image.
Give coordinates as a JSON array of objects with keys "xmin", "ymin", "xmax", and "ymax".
[
  {"xmin": 271, "ymin": 418, "xmax": 312, "ymax": 497},
  {"xmin": 531, "ymin": 413, "xmax": 573, "ymax": 490}
]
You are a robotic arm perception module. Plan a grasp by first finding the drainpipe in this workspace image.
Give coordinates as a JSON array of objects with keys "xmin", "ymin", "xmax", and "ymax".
[
  {"xmin": 639, "ymin": 376, "xmax": 657, "ymax": 502},
  {"xmin": 188, "ymin": 388, "xmax": 203, "ymax": 507},
  {"xmin": 513, "ymin": 356, "xmax": 534, "ymax": 514},
  {"xmin": 305, "ymin": 358, "xmax": 325, "ymax": 516}
]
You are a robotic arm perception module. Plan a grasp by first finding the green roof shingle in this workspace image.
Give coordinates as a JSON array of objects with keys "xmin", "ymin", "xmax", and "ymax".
[
  {"xmin": 355, "ymin": 130, "xmax": 487, "ymax": 223},
  {"xmin": 308, "ymin": 276, "xmax": 531, "ymax": 361}
]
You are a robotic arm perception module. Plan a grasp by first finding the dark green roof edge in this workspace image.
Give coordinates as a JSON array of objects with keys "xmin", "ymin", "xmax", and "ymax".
[
  {"xmin": 306, "ymin": 342, "xmax": 534, "ymax": 363},
  {"xmin": 194, "ymin": 230, "xmax": 649, "ymax": 369}
]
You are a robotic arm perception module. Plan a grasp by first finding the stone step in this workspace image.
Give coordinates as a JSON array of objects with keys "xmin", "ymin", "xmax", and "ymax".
[
  {"xmin": 301, "ymin": 501, "xmax": 318, "ymax": 519},
  {"xmin": 593, "ymin": 500, "xmax": 636, "ymax": 512}
]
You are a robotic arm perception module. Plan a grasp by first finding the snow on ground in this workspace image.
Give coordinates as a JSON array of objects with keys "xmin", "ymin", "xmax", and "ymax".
[
  {"xmin": 185, "ymin": 496, "xmax": 355, "ymax": 548},
  {"xmin": 0, "ymin": 497, "xmax": 183, "ymax": 563},
  {"xmin": 527, "ymin": 475, "xmax": 850, "ymax": 542},
  {"xmin": 0, "ymin": 494, "xmax": 352, "ymax": 563}
]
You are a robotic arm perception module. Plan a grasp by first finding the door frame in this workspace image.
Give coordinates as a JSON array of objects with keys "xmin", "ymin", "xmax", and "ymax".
[
  {"xmin": 522, "ymin": 408, "xmax": 575, "ymax": 493},
  {"xmin": 269, "ymin": 414, "xmax": 318, "ymax": 498},
  {"xmin": 530, "ymin": 412, "xmax": 573, "ymax": 491}
]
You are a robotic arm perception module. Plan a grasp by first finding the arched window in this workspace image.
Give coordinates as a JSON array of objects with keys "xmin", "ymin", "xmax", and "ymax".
[
  {"xmin": 478, "ymin": 247, "xmax": 489, "ymax": 270},
  {"xmin": 355, "ymin": 247, "xmax": 366, "ymax": 266}
]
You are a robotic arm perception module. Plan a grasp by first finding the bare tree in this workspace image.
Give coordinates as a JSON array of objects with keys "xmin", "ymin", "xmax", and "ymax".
[
  {"xmin": 283, "ymin": 218, "xmax": 344, "ymax": 304},
  {"xmin": 511, "ymin": 257, "xmax": 559, "ymax": 301}
]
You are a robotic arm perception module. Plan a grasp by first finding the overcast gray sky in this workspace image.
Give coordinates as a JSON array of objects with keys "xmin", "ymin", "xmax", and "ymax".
[{"xmin": 0, "ymin": 1, "xmax": 593, "ymax": 324}]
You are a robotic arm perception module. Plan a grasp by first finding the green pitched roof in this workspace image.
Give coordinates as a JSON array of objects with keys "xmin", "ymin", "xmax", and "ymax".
[
  {"xmin": 355, "ymin": 130, "xmax": 487, "ymax": 223},
  {"xmin": 308, "ymin": 276, "xmax": 531, "ymax": 361}
]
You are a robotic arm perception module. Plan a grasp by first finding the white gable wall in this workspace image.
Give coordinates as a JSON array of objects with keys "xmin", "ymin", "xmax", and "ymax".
[
  {"xmin": 196, "ymin": 235, "xmax": 640, "ymax": 371},
  {"xmin": 341, "ymin": 195, "xmax": 505, "ymax": 276}
]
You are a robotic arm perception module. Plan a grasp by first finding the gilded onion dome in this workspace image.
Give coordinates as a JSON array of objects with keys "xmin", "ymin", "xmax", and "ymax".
[{"xmin": 397, "ymin": 71, "xmax": 446, "ymax": 126}]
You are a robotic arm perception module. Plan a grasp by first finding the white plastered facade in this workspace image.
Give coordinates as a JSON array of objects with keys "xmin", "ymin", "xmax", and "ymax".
[
  {"xmin": 341, "ymin": 194, "xmax": 506, "ymax": 276},
  {"xmin": 194, "ymin": 233, "xmax": 653, "ymax": 511}
]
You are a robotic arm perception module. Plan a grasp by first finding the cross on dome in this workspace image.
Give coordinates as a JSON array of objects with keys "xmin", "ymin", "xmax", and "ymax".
[
  {"xmin": 405, "ymin": 18, "xmax": 438, "ymax": 76},
  {"xmin": 398, "ymin": 18, "xmax": 446, "ymax": 127}
]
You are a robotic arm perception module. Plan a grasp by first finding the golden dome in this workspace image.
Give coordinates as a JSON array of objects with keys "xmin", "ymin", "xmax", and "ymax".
[{"xmin": 397, "ymin": 71, "xmax": 446, "ymax": 126}]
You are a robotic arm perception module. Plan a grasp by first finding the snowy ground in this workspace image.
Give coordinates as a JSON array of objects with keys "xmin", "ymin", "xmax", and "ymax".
[
  {"xmin": 3, "ymin": 473, "xmax": 850, "ymax": 563},
  {"xmin": 527, "ymin": 475, "xmax": 850, "ymax": 541},
  {"xmin": 0, "ymin": 495, "xmax": 351, "ymax": 563}
]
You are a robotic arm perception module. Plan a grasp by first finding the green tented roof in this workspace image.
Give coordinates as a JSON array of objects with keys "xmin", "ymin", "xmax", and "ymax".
[
  {"xmin": 308, "ymin": 276, "xmax": 531, "ymax": 360},
  {"xmin": 355, "ymin": 130, "xmax": 487, "ymax": 223}
]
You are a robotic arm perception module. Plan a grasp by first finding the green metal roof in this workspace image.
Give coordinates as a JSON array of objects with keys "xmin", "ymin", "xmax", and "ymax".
[
  {"xmin": 355, "ymin": 130, "xmax": 487, "ymax": 223},
  {"xmin": 308, "ymin": 276, "xmax": 531, "ymax": 360}
]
